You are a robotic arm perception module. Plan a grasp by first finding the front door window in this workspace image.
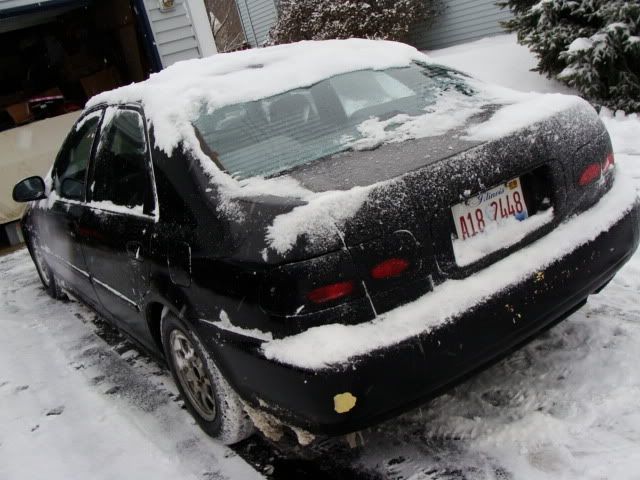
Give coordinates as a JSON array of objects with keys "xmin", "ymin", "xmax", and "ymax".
[
  {"xmin": 53, "ymin": 113, "xmax": 101, "ymax": 200},
  {"xmin": 90, "ymin": 108, "xmax": 152, "ymax": 213}
]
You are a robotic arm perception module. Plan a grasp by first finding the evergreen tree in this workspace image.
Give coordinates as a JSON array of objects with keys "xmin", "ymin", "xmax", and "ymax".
[
  {"xmin": 268, "ymin": 0, "xmax": 439, "ymax": 46},
  {"xmin": 499, "ymin": 0, "xmax": 640, "ymax": 112}
]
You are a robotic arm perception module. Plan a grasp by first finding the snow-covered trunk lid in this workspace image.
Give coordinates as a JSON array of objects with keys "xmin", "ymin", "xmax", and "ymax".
[{"xmin": 319, "ymin": 104, "xmax": 613, "ymax": 315}]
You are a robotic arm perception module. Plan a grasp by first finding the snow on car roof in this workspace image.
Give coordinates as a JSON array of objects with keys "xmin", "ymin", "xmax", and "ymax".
[
  {"xmin": 84, "ymin": 38, "xmax": 593, "ymax": 263},
  {"xmin": 86, "ymin": 39, "xmax": 428, "ymax": 156}
]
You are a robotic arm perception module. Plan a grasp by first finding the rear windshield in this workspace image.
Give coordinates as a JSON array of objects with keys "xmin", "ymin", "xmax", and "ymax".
[{"xmin": 193, "ymin": 63, "xmax": 472, "ymax": 180}]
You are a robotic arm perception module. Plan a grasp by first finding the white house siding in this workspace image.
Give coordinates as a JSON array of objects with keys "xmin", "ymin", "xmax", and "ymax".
[
  {"xmin": 236, "ymin": 0, "xmax": 277, "ymax": 47},
  {"xmin": 412, "ymin": 0, "xmax": 512, "ymax": 50},
  {"xmin": 142, "ymin": 0, "xmax": 203, "ymax": 67}
]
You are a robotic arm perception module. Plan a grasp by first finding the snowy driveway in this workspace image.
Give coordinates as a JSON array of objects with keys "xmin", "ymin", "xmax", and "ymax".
[
  {"xmin": 2, "ymin": 35, "xmax": 640, "ymax": 479},
  {"xmin": 2, "ymin": 206, "xmax": 640, "ymax": 479},
  {"xmin": 0, "ymin": 251, "xmax": 262, "ymax": 480}
]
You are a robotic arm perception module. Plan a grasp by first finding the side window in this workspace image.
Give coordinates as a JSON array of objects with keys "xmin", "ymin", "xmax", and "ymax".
[
  {"xmin": 91, "ymin": 108, "xmax": 152, "ymax": 212},
  {"xmin": 54, "ymin": 113, "xmax": 101, "ymax": 199}
]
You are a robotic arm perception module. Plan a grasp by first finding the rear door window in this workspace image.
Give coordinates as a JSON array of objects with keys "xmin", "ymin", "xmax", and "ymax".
[
  {"xmin": 90, "ymin": 108, "xmax": 154, "ymax": 214},
  {"xmin": 53, "ymin": 112, "xmax": 102, "ymax": 200}
]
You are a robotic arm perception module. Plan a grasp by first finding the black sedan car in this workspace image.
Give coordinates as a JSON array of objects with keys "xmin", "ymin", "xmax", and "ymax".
[{"xmin": 12, "ymin": 40, "xmax": 640, "ymax": 446}]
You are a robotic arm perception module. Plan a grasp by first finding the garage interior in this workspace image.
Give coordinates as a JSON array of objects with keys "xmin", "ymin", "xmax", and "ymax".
[{"xmin": 0, "ymin": 0, "xmax": 154, "ymax": 132}]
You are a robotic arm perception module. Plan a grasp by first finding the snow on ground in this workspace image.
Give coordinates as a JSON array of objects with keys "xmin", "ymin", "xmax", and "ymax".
[
  {"xmin": 600, "ymin": 109, "xmax": 640, "ymax": 156},
  {"xmin": 427, "ymin": 34, "xmax": 576, "ymax": 95},
  {"xmin": 0, "ymin": 255, "xmax": 262, "ymax": 480},
  {"xmin": 1, "ymin": 34, "xmax": 639, "ymax": 480},
  {"xmin": 357, "ymin": 256, "xmax": 640, "ymax": 479}
]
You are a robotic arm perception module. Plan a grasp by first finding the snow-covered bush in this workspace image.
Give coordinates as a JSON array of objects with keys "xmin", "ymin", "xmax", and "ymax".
[
  {"xmin": 499, "ymin": 0, "xmax": 640, "ymax": 112},
  {"xmin": 268, "ymin": 0, "xmax": 439, "ymax": 45}
]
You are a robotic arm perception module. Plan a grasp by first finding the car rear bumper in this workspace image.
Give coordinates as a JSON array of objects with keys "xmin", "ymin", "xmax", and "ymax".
[{"xmin": 202, "ymin": 200, "xmax": 640, "ymax": 436}]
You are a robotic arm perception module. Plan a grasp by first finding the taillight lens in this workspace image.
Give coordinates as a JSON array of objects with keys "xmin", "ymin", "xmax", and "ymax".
[
  {"xmin": 371, "ymin": 258, "xmax": 410, "ymax": 279},
  {"xmin": 578, "ymin": 163, "xmax": 601, "ymax": 186},
  {"xmin": 307, "ymin": 281, "xmax": 354, "ymax": 304},
  {"xmin": 260, "ymin": 250, "xmax": 364, "ymax": 315},
  {"xmin": 602, "ymin": 152, "xmax": 615, "ymax": 173}
]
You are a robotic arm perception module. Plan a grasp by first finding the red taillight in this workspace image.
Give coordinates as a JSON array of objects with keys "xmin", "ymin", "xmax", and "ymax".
[
  {"xmin": 371, "ymin": 258, "xmax": 410, "ymax": 279},
  {"xmin": 307, "ymin": 281, "xmax": 354, "ymax": 304},
  {"xmin": 578, "ymin": 163, "xmax": 601, "ymax": 186},
  {"xmin": 603, "ymin": 152, "xmax": 615, "ymax": 172}
]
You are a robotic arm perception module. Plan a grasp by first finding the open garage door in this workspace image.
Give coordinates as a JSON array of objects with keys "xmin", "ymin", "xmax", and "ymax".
[
  {"xmin": 0, "ymin": 0, "xmax": 155, "ymax": 233},
  {"xmin": 0, "ymin": 0, "xmax": 154, "ymax": 131}
]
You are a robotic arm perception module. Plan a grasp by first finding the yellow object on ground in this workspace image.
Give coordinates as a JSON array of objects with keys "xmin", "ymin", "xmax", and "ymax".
[{"xmin": 334, "ymin": 392, "xmax": 357, "ymax": 413}]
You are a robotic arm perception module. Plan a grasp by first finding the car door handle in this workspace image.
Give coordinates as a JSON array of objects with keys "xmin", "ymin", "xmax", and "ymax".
[{"xmin": 126, "ymin": 241, "xmax": 144, "ymax": 262}]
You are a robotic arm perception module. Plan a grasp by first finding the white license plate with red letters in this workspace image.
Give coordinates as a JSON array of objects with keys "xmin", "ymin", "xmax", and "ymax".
[{"xmin": 451, "ymin": 178, "xmax": 529, "ymax": 241}]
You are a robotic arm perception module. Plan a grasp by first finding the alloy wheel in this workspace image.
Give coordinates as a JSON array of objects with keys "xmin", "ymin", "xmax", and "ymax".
[{"xmin": 169, "ymin": 330, "xmax": 217, "ymax": 421}]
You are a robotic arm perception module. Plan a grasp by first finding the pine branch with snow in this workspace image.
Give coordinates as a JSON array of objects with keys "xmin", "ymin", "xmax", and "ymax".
[{"xmin": 499, "ymin": 0, "xmax": 640, "ymax": 112}]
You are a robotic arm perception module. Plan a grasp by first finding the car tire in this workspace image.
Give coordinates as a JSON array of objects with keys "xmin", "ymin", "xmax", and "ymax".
[
  {"xmin": 161, "ymin": 312, "xmax": 254, "ymax": 445},
  {"xmin": 29, "ymin": 237, "xmax": 66, "ymax": 300}
]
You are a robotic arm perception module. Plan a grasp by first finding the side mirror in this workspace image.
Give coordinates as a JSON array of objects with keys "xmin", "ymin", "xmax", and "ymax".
[
  {"xmin": 61, "ymin": 177, "xmax": 84, "ymax": 201},
  {"xmin": 12, "ymin": 176, "xmax": 46, "ymax": 203}
]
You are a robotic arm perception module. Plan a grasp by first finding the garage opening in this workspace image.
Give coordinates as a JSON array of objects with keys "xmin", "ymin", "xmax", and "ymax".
[
  {"xmin": 0, "ymin": 0, "xmax": 155, "ymax": 131},
  {"xmin": 0, "ymin": 0, "xmax": 159, "ymax": 248}
]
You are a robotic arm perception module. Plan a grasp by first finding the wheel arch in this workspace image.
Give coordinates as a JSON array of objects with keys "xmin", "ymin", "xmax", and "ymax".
[
  {"xmin": 145, "ymin": 301, "xmax": 165, "ymax": 354},
  {"xmin": 144, "ymin": 298, "xmax": 187, "ymax": 356}
]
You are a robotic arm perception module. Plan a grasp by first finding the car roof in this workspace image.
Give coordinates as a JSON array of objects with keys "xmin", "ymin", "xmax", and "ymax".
[{"xmin": 83, "ymin": 39, "xmax": 430, "ymax": 157}]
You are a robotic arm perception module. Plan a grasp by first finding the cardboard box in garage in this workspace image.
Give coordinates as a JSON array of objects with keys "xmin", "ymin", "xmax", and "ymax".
[
  {"xmin": 5, "ymin": 102, "xmax": 32, "ymax": 125},
  {"xmin": 80, "ymin": 68, "xmax": 122, "ymax": 99},
  {"xmin": 5, "ymin": 88, "xmax": 64, "ymax": 126}
]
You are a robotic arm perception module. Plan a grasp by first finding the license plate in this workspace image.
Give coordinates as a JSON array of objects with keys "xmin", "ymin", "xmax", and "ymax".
[{"xmin": 451, "ymin": 178, "xmax": 529, "ymax": 241}]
